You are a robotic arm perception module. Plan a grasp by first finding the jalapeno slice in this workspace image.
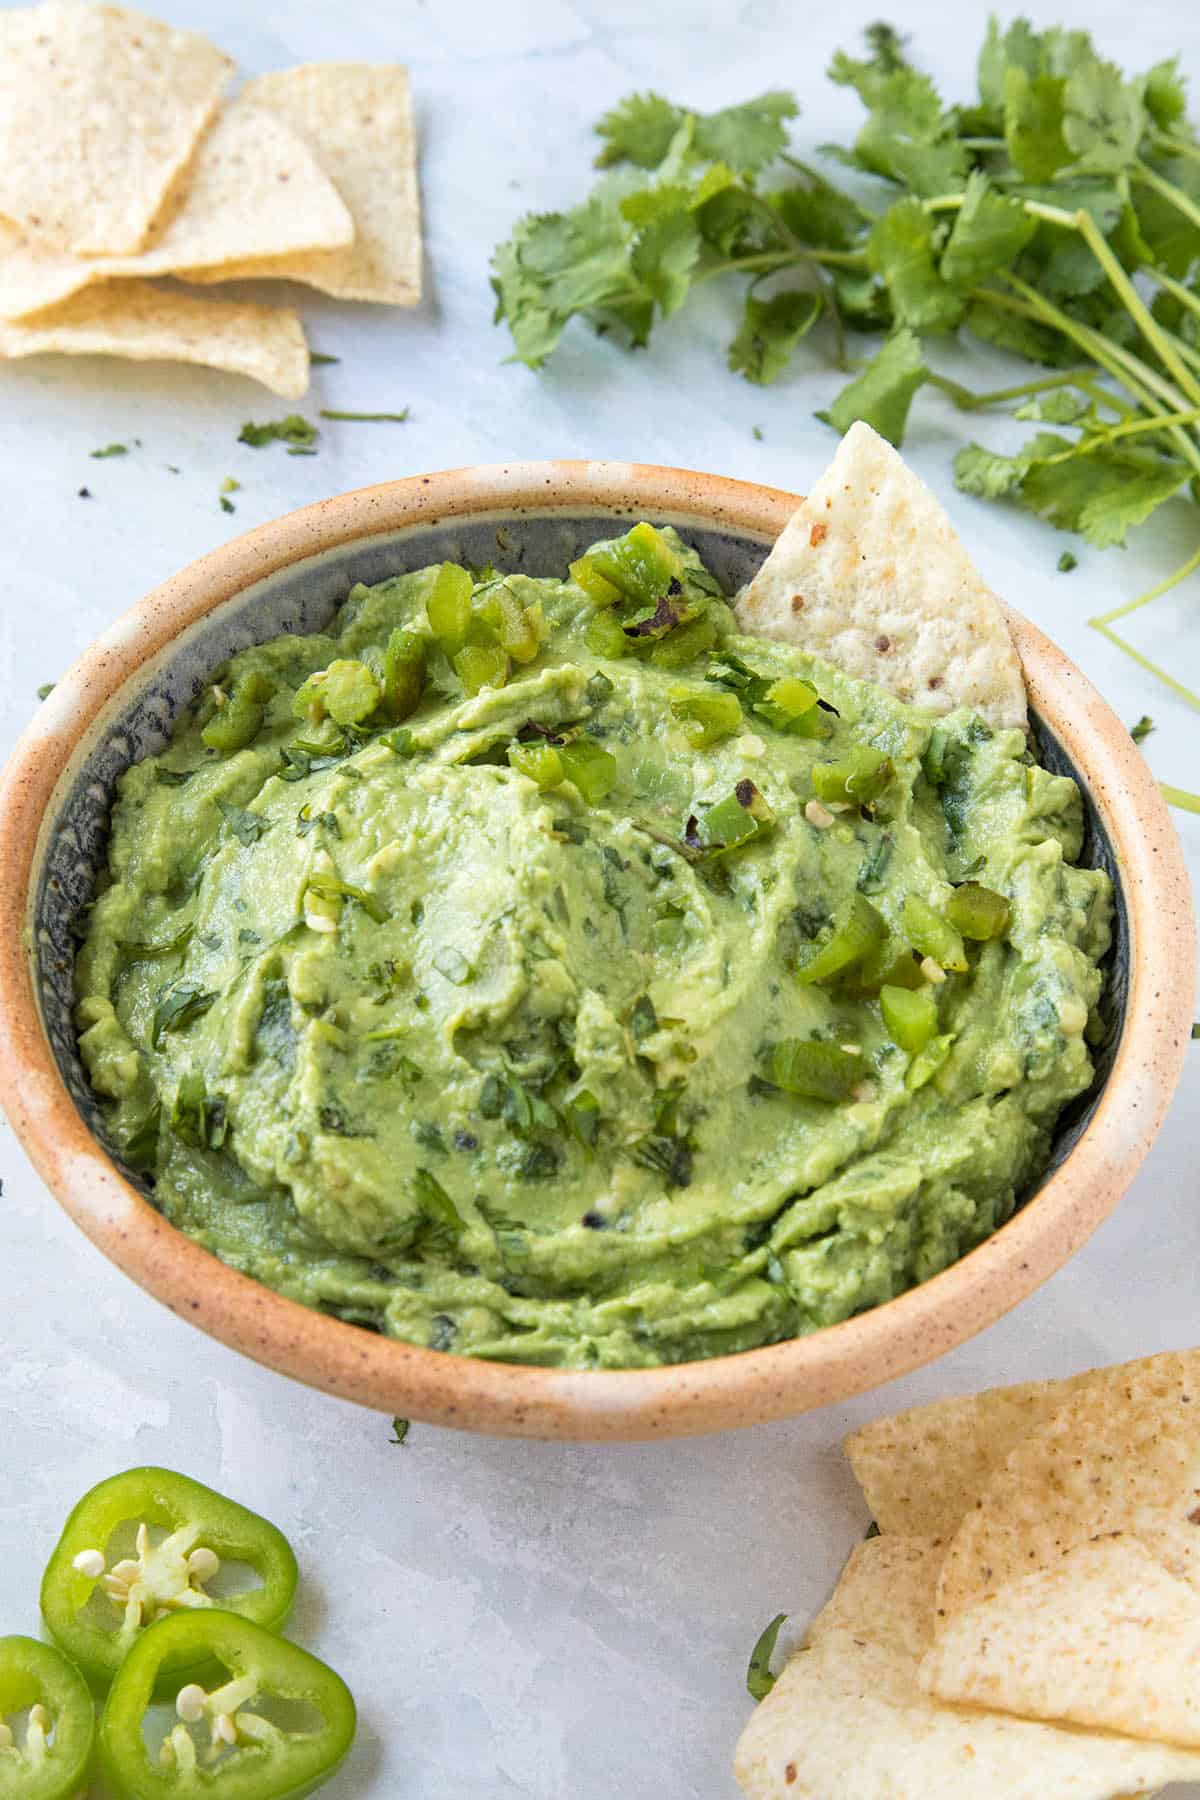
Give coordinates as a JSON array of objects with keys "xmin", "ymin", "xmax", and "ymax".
[
  {"xmin": 99, "ymin": 1612, "xmax": 355, "ymax": 1800},
  {"xmin": 41, "ymin": 1469, "xmax": 298, "ymax": 1690},
  {"xmin": 0, "ymin": 1636, "xmax": 94, "ymax": 1800}
]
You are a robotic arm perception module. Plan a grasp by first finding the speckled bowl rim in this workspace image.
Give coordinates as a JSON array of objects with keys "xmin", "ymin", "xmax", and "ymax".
[{"xmin": 0, "ymin": 460, "xmax": 1194, "ymax": 1440}]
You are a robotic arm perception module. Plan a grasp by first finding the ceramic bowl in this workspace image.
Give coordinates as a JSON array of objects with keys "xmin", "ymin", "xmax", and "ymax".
[{"xmin": 0, "ymin": 462, "xmax": 1193, "ymax": 1440}]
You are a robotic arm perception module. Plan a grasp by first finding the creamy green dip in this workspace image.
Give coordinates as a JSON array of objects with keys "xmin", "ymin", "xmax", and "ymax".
[{"xmin": 75, "ymin": 525, "xmax": 1112, "ymax": 1369}]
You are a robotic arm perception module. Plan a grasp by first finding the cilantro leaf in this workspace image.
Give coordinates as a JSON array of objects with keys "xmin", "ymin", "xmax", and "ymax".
[
  {"xmin": 1013, "ymin": 388, "xmax": 1093, "ymax": 424},
  {"xmin": 90, "ymin": 442, "xmax": 129, "ymax": 459},
  {"xmin": 216, "ymin": 799, "xmax": 270, "ymax": 846},
  {"xmin": 867, "ymin": 200, "xmax": 963, "ymax": 332},
  {"xmin": 746, "ymin": 1612, "xmax": 788, "ymax": 1703},
  {"xmin": 727, "ymin": 290, "xmax": 822, "ymax": 384},
  {"xmin": 692, "ymin": 91, "xmax": 798, "ymax": 174},
  {"xmin": 1131, "ymin": 714, "xmax": 1155, "ymax": 743},
  {"xmin": 820, "ymin": 328, "xmax": 927, "ymax": 446},
  {"xmin": 238, "ymin": 415, "xmax": 319, "ymax": 450},
  {"xmin": 1004, "ymin": 68, "xmax": 1071, "ymax": 181},
  {"xmin": 389, "ymin": 1417, "xmax": 410, "ymax": 1445},
  {"xmin": 629, "ymin": 208, "xmax": 702, "ymax": 317},
  {"xmin": 1063, "ymin": 58, "xmax": 1147, "ymax": 174},
  {"xmin": 594, "ymin": 92, "xmax": 685, "ymax": 168},
  {"xmin": 954, "ymin": 431, "xmax": 1067, "ymax": 500},
  {"xmin": 152, "ymin": 985, "xmax": 217, "ymax": 1048},
  {"xmin": 1021, "ymin": 445, "xmax": 1190, "ymax": 547},
  {"xmin": 1143, "ymin": 59, "xmax": 1188, "ymax": 132},
  {"xmin": 939, "ymin": 173, "xmax": 1037, "ymax": 288}
]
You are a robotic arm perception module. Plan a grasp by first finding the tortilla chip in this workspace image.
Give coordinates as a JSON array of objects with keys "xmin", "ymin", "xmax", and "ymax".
[
  {"xmin": 845, "ymin": 1348, "xmax": 1200, "ymax": 1540},
  {"xmin": 933, "ymin": 1353, "xmax": 1200, "ymax": 1631},
  {"xmin": 736, "ymin": 421, "xmax": 1027, "ymax": 730},
  {"xmin": 734, "ymin": 1537, "xmax": 1200, "ymax": 1800},
  {"xmin": 0, "ymin": 101, "xmax": 355, "ymax": 322},
  {"xmin": 0, "ymin": 3, "xmax": 232, "ymax": 255},
  {"xmin": 922, "ymin": 1535, "xmax": 1200, "ymax": 1747},
  {"xmin": 179, "ymin": 64, "xmax": 421, "ymax": 303},
  {"xmin": 0, "ymin": 280, "xmax": 308, "ymax": 396}
]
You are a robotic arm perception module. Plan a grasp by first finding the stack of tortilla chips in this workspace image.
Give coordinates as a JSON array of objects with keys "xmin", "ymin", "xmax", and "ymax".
[
  {"xmin": 0, "ymin": 2, "xmax": 421, "ymax": 394},
  {"xmin": 736, "ymin": 1348, "xmax": 1200, "ymax": 1799}
]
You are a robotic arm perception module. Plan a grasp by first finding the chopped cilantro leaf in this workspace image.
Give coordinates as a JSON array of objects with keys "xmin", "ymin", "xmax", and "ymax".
[
  {"xmin": 389, "ymin": 1417, "xmax": 410, "ymax": 1444},
  {"xmin": 1130, "ymin": 714, "xmax": 1155, "ymax": 743},
  {"xmin": 1057, "ymin": 550, "xmax": 1079, "ymax": 572},
  {"xmin": 152, "ymin": 985, "xmax": 217, "ymax": 1048},
  {"xmin": 216, "ymin": 799, "xmax": 270, "ymax": 846},
  {"xmin": 238, "ymin": 415, "xmax": 319, "ymax": 450},
  {"xmin": 310, "ymin": 350, "xmax": 340, "ymax": 365},
  {"xmin": 746, "ymin": 1612, "xmax": 787, "ymax": 1702},
  {"xmin": 90, "ymin": 443, "xmax": 128, "ymax": 458}
]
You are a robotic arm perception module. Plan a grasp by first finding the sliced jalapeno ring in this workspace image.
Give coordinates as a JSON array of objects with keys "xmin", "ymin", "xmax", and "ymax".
[
  {"xmin": 99, "ymin": 1611, "xmax": 355, "ymax": 1800},
  {"xmin": 0, "ymin": 1635, "xmax": 94, "ymax": 1800},
  {"xmin": 41, "ymin": 1468, "xmax": 298, "ymax": 1691}
]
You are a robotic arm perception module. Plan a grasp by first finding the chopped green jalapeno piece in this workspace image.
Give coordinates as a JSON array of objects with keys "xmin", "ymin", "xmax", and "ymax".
[
  {"xmin": 812, "ymin": 747, "xmax": 892, "ymax": 808},
  {"xmin": 41, "ymin": 1468, "xmax": 298, "ymax": 1690},
  {"xmin": 453, "ymin": 643, "xmax": 509, "ymax": 695},
  {"xmin": 558, "ymin": 737, "xmax": 617, "ymax": 803},
  {"xmin": 850, "ymin": 946, "xmax": 924, "ymax": 996},
  {"xmin": 201, "ymin": 673, "xmax": 274, "ymax": 754},
  {"xmin": 902, "ymin": 894, "xmax": 968, "ymax": 974},
  {"xmin": 568, "ymin": 555, "xmax": 623, "ymax": 606},
  {"xmin": 293, "ymin": 659, "xmax": 380, "ymax": 728},
  {"xmin": 0, "ymin": 1635, "xmax": 95, "ymax": 1800},
  {"xmin": 692, "ymin": 781, "xmax": 775, "ymax": 855},
  {"xmin": 98, "ymin": 1611, "xmax": 355, "ymax": 1800},
  {"xmin": 753, "ymin": 676, "xmax": 819, "ymax": 732},
  {"xmin": 649, "ymin": 615, "xmax": 717, "ymax": 668},
  {"xmin": 880, "ymin": 983, "xmax": 938, "ymax": 1054},
  {"xmin": 381, "ymin": 629, "xmax": 426, "ymax": 722},
  {"xmin": 669, "ymin": 688, "xmax": 741, "ymax": 748},
  {"xmin": 796, "ymin": 894, "xmax": 886, "ymax": 987},
  {"xmin": 425, "ymin": 561, "xmax": 474, "ymax": 654},
  {"xmin": 767, "ymin": 1039, "xmax": 863, "ymax": 1102},
  {"xmin": 906, "ymin": 1032, "xmax": 956, "ymax": 1091},
  {"xmin": 584, "ymin": 521, "xmax": 682, "ymax": 605},
  {"xmin": 583, "ymin": 608, "xmax": 629, "ymax": 659},
  {"xmin": 946, "ymin": 881, "xmax": 1011, "ymax": 941},
  {"xmin": 475, "ymin": 583, "xmax": 543, "ymax": 664},
  {"xmin": 922, "ymin": 724, "xmax": 951, "ymax": 785},
  {"xmin": 508, "ymin": 742, "xmax": 564, "ymax": 789}
]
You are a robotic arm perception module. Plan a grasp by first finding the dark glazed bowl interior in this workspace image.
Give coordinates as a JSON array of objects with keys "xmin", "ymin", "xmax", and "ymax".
[{"xmin": 34, "ymin": 509, "xmax": 1126, "ymax": 1239}]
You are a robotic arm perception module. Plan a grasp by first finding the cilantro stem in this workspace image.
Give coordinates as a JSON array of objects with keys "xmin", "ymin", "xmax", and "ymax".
[
  {"xmin": 1154, "ymin": 268, "xmax": 1200, "ymax": 334},
  {"xmin": 925, "ymin": 368, "xmax": 1094, "ymax": 413},
  {"xmin": 1091, "ymin": 542, "xmax": 1200, "ymax": 629},
  {"xmin": 1058, "ymin": 205, "xmax": 1200, "ymax": 410},
  {"xmin": 989, "ymin": 281, "xmax": 1200, "ymax": 481},
  {"xmin": 1153, "ymin": 133, "xmax": 1200, "ymax": 167},
  {"xmin": 1161, "ymin": 783, "xmax": 1200, "ymax": 813},
  {"xmin": 1133, "ymin": 160, "xmax": 1200, "ymax": 238},
  {"xmin": 694, "ymin": 248, "xmax": 868, "ymax": 284},
  {"xmin": 1091, "ymin": 620, "xmax": 1200, "ymax": 712}
]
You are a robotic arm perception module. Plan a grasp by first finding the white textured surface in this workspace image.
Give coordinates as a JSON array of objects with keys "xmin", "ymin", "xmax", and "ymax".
[{"xmin": 0, "ymin": 2, "xmax": 1198, "ymax": 1794}]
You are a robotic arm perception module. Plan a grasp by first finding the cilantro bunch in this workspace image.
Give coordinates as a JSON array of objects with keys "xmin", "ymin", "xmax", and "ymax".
[{"xmin": 491, "ymin": 20, "xmax": 1200, "ymax": 748}]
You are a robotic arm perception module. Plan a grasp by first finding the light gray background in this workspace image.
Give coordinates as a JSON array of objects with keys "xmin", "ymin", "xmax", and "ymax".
[{"xmin": 1, "ymin": 1, "xmax": 1198, "ymax": 1793}]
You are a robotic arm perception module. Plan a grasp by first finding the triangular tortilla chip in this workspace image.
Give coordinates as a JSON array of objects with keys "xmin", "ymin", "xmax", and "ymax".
[
  {"xmin": 934, "ymin": 1355, "xmax": 1200, "ymax": 1630},
  {"xmin": 736, "ymin": 421, "xmax": 1027, "ymax": 729},
  {"xmin": 922, "ymin": 1534, "xmax": 1200, "ymax": 1747},
  {"xmin": 0, "ymin": 3, "xmax": 232, "ymax": 255},
  {"xmin": 845, "ymin": 1348, "xmax": 1200, "ymax": 1540},
  {"xmin": 734, "ymin": 1537, "xmax": 1200, "ymax": 1799},
  {"xmin": 179, "ymin": 64, "xmax": 421, "ymax": 304},
  {"xmin": 0, "ymin": 280, "xmax": 308, "ymax": 396},
  {"xmin": 0, "ymin": 101, "xmax": 354, "ymax": 320}
]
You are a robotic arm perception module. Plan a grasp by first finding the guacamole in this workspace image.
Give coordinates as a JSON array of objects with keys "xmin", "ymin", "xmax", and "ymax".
[{"xmin": 75, "ymin": 524, "xmax": 1112, "ymax": 1369}]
